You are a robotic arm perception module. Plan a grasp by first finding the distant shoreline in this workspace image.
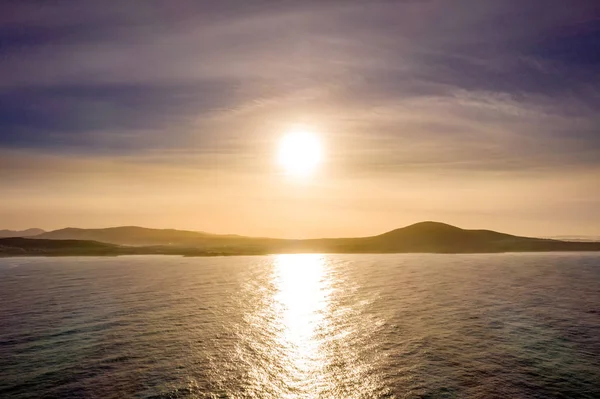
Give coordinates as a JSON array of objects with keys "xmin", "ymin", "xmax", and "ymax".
[
  {"xmin": 2, "ymin": 222, "xmax": 600, "ymax": 257},
  {"xmin": 3, "ymin": 250, "xmax": 600, "ymax": 259}
]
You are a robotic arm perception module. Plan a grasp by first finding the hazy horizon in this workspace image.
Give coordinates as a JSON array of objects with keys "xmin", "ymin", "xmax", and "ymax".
[
  {"xmin": 1, "ymin": 1, "xmax": 599, "ymax": 238},
  {"xmin": 3, "ymin": 221, "xmax": 600, "ymax": 242}
]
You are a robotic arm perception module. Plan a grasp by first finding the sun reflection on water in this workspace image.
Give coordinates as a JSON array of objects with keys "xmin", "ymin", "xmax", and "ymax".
[
  {"xmin": 239, "ymin": 254, "xmax": 388, "ymax": 398},
  {"xmin": 272, "ymin": 254, "xmax": 331, "ymax": 394}
]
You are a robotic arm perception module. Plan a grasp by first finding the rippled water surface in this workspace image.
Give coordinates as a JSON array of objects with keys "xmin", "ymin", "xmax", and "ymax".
[{"xmin": 1, "ymin": 253, "xmax": 599, "ymax": 398}]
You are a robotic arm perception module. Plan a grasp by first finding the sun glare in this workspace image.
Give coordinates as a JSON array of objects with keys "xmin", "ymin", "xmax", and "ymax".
[
  {"xmin": 273, "ymin": 254, "xmax": 330, "ymax": 379},
  {"xmin": 278, "ymin": 128, "xmax": 323, "ymax": 177}
]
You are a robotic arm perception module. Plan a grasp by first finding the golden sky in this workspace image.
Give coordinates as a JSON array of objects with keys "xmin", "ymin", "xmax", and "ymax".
[{"xmin": 1, "ymin": 1, "xmax": 599, "ymax": 237}]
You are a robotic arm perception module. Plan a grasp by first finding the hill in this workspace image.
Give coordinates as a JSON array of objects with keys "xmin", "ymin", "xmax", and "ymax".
[
  {"xmin": 0, "ymin": 237, "xmax": 123, "ymax": 256},
  {"xmin": 368, "ymin": 221, "xmax": 553, "ymax": 253},
  {"xmin": 32, "ymin": 226, "xmax": 272, "ymax": 252},
  {"xmin": 269, "ymin": 222, "xmax": 600, "ymax": 253},
  {"xmin": 4, "ymin": 221, "xmax": 596, "ymax": 256},
  {"xmin": 0, "ymin": 237, "xmax": 261, "ymax": 257},
  {"xmin": 33, "ymin": 226, "xmax": 214, "ymax": 246},
  {"xmin": 0, "ymin": 228, "xmax": 45, "ymax": 238}
]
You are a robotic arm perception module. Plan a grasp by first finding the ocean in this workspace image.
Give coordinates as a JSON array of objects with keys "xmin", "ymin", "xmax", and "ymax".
[{"xmin": 1, "ymin": 253, "xmax": 599, "ymax": 398}]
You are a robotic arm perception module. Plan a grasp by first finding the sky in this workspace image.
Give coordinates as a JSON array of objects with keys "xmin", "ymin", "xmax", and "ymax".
[{"xmin": 1, "ymin": 0, "xmax": 599, "ymax": 238}]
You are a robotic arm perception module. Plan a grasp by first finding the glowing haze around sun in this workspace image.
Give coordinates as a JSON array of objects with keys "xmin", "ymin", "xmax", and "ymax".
[{"xmin": 277, "ymin": 128, "xmax": 323, "ymax": 177}]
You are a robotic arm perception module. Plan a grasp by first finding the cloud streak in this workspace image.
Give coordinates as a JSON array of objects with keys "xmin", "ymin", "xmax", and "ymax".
[{"xmin": 1, "ymin": 0, "xmax": 599, "ymax": 235}]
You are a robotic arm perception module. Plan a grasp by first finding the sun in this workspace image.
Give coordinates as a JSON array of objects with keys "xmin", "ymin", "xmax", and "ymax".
[{"xmin": 277, "ymin": 128, "xmax": 323, "ymax": 177}]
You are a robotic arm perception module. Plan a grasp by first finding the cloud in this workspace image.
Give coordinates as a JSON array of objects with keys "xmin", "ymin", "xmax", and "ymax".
[{"xmin": 0, "ymin": 0, "xmax": 599, "ymax": 234}]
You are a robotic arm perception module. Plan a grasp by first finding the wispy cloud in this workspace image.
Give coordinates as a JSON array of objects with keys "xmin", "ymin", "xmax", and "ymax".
[{"xmin": 1, "ymin": 0, "xmax": 599, "ymax": 235}]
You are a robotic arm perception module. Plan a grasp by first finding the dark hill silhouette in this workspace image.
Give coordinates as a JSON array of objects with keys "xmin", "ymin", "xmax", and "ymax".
[
  {"xmin": 0, "ymin": 237, "xmax": 121, "ymax": 256},
  {"xmin": 35, "ymin": 226, "xmax": 217, "ymax": 246},
  {"xmin": 4, "ymin": 221, "xmax": 596, "ymax": 256},
  {"xmin": 0, "ymin": 237, "xmax": 263, "ymax": 257},
  {"xmin": 0, "ymin": 228, "xmax": 45, "ymax": 238},
  {"xmin": 364, "ymin": 221, "xmax": 545, "ymax": 253}
]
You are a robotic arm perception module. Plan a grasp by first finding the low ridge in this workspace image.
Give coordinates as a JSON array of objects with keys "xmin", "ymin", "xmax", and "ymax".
[
  {"xmin": 0, "ymin": 221, "xmax": 596, "ymax": 256},
  {"xmin": 34, "ymin": 226, "xmax": 215, "ymax": 246},
  {"xmin": 0, "ymin": 228, "xmax": 46, "ymax": 238}
]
